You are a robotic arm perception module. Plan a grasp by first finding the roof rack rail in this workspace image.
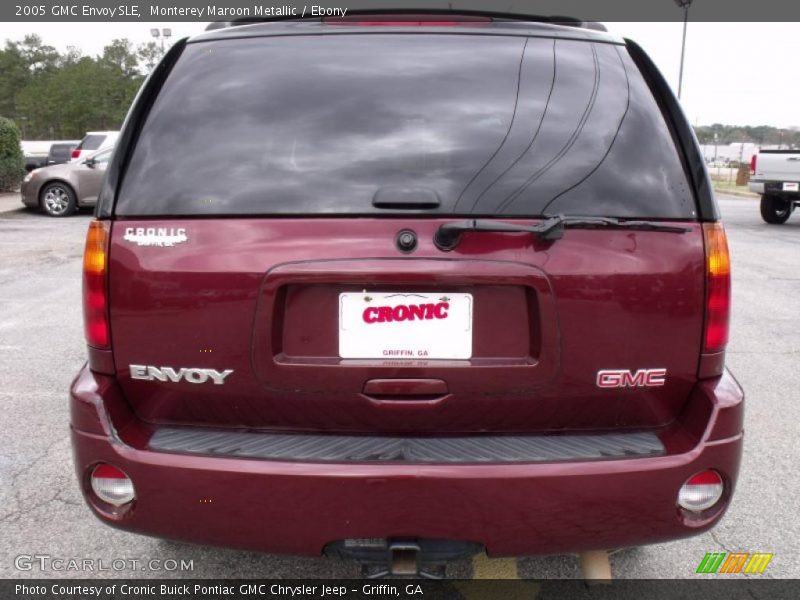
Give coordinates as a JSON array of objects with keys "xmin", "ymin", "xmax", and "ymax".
[{"xmin": 204, "ymin": 9, "xmax": 607, "ymax": 32}]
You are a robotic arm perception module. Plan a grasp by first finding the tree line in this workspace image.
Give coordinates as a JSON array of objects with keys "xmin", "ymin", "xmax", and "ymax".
[
  {"xmin": 0, "ymin": 34, "xmax": 163, "ymax": 140},
  {"xmin": 694, "ymin": 124, "xmax": 800, "ymax": 148}
]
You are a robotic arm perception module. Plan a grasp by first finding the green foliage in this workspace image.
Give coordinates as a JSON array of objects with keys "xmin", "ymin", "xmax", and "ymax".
[
  {"xmin": 136, "ymin": 41, "xmax": 163, "ymax": 71},
  {"xmin": 0, "ymin": 117, "xmax": 25, "ymax": 192},
  {"xmin": 0, "ymin": 41, "xmax": 31, "ymax": 118},
  {"xmin": 693, "ymin": 123, "xmax": 800, "ymax": 148},
  {"xmin": 0, "ymin": 35, "xmax": 162, "ymax": 140}
]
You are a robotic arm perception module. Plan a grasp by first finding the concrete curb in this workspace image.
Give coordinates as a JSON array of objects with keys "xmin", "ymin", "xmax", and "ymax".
[{"xmin": 712, "ymin": 187, "xmax": 758, "ymax": 199}]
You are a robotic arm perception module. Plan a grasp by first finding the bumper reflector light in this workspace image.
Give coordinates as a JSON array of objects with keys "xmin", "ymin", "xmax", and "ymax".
[
  {"xmin": 678, "ymin": 470, "xmax": 724, "ymax": 512},
  {"xmin": 90, "ymin": 463, "xmax": 135, "ymax": 507}
]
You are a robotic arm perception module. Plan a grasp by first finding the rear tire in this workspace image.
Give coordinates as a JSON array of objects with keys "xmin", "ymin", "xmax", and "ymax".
[
  {"xmin": 760, "ymin": 194, "xmax": 792, "ymax": 224},
  {"xmin": 40, "ymin": 182, "xmax": 77, "ymax": 217}
]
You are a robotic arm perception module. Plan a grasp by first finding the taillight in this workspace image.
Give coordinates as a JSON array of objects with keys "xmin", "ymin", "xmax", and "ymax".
[
  {"xmin": 702, "ymin": 222, "xmax": 731, "ymax": 354},
  {"xmin": 71, "ymin": 148, "xmax": 81, "ymax": 159},
  {"xmin": 83, "ymin": 220, "xmax": 111, "ymax": 348},
  {"xmin": 750, "ymin": 153, "xmax": 757, "ymax": 175}
]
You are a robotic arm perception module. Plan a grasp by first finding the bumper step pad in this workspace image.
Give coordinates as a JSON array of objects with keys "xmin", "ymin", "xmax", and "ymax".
[{"xmin": 149, "ymin": 427, "xmax": 664, "ymax": 464}]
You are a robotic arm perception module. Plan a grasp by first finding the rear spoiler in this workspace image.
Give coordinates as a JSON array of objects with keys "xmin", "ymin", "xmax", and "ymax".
[{"xmin": 205, "ymin": 9, "xmax": 607, "ymax": 32}]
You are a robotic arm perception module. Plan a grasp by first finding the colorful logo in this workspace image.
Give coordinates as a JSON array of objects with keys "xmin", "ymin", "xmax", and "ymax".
[{"xmin": 696, "ymin": 552, "xmax": 773, "ymax": 574}]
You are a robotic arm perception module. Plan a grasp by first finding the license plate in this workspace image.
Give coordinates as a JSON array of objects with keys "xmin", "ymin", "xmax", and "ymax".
[
  {"xmin": 783, "ymin": 182, "xmax": 799, "ymax": 192},
  {"xmin": 339, "ymin": 292, "xmax": 473, "ymax": 359}
]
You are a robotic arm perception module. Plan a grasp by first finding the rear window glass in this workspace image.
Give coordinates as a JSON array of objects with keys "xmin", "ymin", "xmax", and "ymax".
[
  {"xmin": 81, "ymin": 135, "xmax": 105, "ymax": 151},
  {"xmin": 117, "ymin": 34, "xmax": 695, "ymax": 219}
]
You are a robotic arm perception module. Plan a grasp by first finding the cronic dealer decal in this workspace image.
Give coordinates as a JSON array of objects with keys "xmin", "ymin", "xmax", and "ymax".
[{"xmin": 123, "ymin": 227, "xmax": 188, "ymax": 247}]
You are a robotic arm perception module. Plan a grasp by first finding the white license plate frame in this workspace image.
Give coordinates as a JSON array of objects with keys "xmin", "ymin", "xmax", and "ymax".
[{"xmin": 338, "ymin": 292, "xmax": 473, "ymax": 360}]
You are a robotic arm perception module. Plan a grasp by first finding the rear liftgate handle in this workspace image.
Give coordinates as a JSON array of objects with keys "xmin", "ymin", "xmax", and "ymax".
[{"xmin": 361, "ymin": 379, "xmax": 450, "ymax": 406}]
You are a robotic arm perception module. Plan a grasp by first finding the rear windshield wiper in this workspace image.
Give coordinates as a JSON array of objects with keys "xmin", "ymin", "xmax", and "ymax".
[{"xmin": 433, "ymin": 216, "xmax": 692, "ymax": 251}]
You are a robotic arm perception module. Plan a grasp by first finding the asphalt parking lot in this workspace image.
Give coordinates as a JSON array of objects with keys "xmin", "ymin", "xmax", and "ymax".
[{"xmin": 0, "ymin": 193, "xmax": 798, "ymax": 579}]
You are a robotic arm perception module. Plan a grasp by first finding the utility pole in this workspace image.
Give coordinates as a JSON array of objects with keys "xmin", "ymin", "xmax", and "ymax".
[{"xmin": 674, "ymin": 0, "xmax": 693, "ymax": 100}]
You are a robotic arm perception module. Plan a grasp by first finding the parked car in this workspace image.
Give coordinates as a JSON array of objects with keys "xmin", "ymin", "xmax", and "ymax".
[
  {"xmin": 71, "ymin": 13, "xmax": 741, "ymax": 577},
  {"xmin": 70, "ymin": 131, "xmax": 119, "ymax": 161},
  {"xmin": 748, "ymin": 150, "xmax": 800, "ymax": 223},
  {"xmin": 21, "ymin": 147, "xmax": 112, "ymax": 216},
  {"xmin": 46, "ymin": 141, "xmax": 79, "ymax": 166}
]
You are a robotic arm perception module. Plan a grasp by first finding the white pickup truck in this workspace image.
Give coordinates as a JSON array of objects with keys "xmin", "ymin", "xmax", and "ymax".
[{"xmin": 749, "ymin": 150, "xmax": 800, "ymax": 224}]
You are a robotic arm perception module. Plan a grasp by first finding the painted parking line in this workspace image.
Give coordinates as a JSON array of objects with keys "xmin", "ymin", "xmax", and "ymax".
[
  {"xmin": 456, "ymin": 554, "xmax": 539, "ymax": 600},
  {"xmin": 471, "ymin": 552, "xmax": 519, "ymax": 579}
]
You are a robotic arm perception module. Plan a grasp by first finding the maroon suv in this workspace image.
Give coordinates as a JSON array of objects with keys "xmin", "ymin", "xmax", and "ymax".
[{"xmin": 71, "ymin": 13, "xmax": 742, "ymax": 572}]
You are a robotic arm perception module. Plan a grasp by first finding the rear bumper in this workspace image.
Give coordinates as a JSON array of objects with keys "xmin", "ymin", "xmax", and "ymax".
[
  {"xmin": 748, "ymin": 181, "xmax": 764, "ymax": 194},
  {"xmin": 70, "ymin": 366, "xmax": 744, "ymax": 557},
  {"xmin": 750, "ymin": 179, "xmax": 800, "ymax": 197}
]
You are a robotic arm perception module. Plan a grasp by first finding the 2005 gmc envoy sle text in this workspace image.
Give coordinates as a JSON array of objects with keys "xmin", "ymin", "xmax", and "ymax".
[{"xmin": 69, "ymin": 11, "xmax": 743, "ymax": 577}]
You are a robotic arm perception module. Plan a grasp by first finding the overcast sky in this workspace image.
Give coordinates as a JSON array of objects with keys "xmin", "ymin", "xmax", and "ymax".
[{"xmin": 0, "ymin": 21, "xmax": 796, "ymax": 127}]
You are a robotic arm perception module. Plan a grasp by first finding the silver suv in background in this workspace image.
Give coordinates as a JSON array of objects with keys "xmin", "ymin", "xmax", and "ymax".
[{"xmin": 70, "ymin": 131, "xmax": 119, "ymax": 161}]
